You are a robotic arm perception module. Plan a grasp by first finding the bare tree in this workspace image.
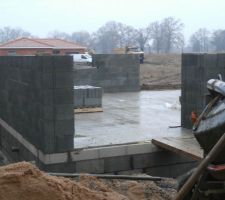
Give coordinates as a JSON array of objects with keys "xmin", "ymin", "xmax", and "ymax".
[
  {"xmin": 190, "ymin": 28, "xmax": 210, "ymax": 52},
  {"xmin": 147, "ymin": 17, "xmax": 184, "ymax": 53},
  {"xmin": 211, "ymin": 30, "xmax": 225, "ymax": 52},
  {"xmin": 117, "ymin": 24, "xmax": 136, "ymax": 48},
  {"xmin": 134, "ymin": 27, "xmax": 151, "ymax": 51},
  {"xmin": 47, "ymin": 31, "xmax": 70, "ymax": 40},
  {"xmin": 92, "ymin": 21, "xmax": 119, "ymax": 53},
  {"xmin": 148, "ymin": 21, "xmax": 163, "ymax": 53},
  {"xmin": 71, "ymin": 31, "xmax": 91, "ymax": 46},
  {"xmin": 161, "ymin": 17, "xmax": 184, "ymax": 53},
  {"xmin": 0, "ymin": 18, "xmax": 186, "ymax": 53},
  {"xmin": 0, "ymin": 27, "xmax": 31, "ymax": 43},
  {"xmin": 93, "ymin": 21, "xmax": 136, "ymax": 53}
]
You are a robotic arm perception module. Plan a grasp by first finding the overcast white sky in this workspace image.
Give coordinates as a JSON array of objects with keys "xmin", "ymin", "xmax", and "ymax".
[{"xmin": 1, "ymin": 0, "xmax": 225, "ymax": 40}]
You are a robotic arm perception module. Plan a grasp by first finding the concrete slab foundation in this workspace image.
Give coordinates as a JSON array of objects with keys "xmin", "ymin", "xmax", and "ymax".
[{"xmin": 74, "ymin": 90, "xmax": 186, "ymax": 148}]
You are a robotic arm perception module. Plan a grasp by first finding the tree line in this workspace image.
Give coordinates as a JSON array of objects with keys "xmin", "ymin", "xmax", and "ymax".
[
  {"xmin": 0, "ymin": 17, "xmax": 225, "ymax": 54},
  {"xmin": 189, "ymin": 28, "xmax": 225, "ymax": 52}
]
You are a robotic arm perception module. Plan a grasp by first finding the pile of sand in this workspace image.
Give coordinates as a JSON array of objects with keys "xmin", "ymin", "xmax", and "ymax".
[
  {"xmin": 0, "ymin": 162, "xmax": 127, "ymax": 200},
  {"xmin": 0, "ymin": 162, "xmax": 176, "ymax": 200}
]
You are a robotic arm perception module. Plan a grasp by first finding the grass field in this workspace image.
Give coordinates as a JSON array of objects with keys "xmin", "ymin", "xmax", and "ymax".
[{"xmin": 140, "ymin": 54, "xmax": 181, "ymax": 90}]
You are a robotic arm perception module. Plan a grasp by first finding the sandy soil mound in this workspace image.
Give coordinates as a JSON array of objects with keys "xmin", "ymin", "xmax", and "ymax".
[
  {"xmin": 0, "ymin": 162, "xmax": 176, "ymax": 200},
  {"xmin": 0, "ymin": 162, "xmax": 128, "ymax": 200}
]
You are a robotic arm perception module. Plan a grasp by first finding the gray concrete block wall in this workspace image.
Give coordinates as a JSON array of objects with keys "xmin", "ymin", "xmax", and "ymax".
[
  {"xmin": 0, "ymin": 56, "xmax": 74, "ymax": 154},
  {"xmin": 44, "ymin": 150, "xmax": 197, "ymax": 178},
  {"xmin": 181, "ymin": 53, "xmax": 225, "ymax": 128},
  {"xmin": 0, "ymin": 124, "xmax": 38, "ymax": 163},
  {"xmin": 74, "ymin": 54, "xmax": 140, "ymax": 93},
  {"xmin": 0, "ymin": 118, "xmax": 197, "ymax": 176}
]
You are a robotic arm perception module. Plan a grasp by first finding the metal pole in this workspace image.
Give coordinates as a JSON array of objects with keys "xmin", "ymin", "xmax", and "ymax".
[{"xmin": 49, "ymin": 172, "xmax": 163, "ymax": 181}]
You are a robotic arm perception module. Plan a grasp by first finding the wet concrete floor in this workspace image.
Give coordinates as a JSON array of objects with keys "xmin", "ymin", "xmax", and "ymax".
[{"xmin": 74, "ymin": 90, "xmax": 190, "ymax": 148}]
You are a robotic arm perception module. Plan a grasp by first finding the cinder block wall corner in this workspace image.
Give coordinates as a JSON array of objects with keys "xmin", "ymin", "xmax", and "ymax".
[
  {"xmin": 181, "ymin": 53, "xmax": 225, "ymax": 129},
  {"xmin": 0, "ymin": 56, "xmax": 75, "ymax": 160}
]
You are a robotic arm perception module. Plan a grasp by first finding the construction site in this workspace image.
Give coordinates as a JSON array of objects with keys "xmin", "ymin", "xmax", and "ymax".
[{"xmin": 1, "ymin": 52, "xmax": 225, "ymax": 200}]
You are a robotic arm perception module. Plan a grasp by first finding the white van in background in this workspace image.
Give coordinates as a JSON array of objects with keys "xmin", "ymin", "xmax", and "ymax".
[{"xmin": 71, "ymin": 53, "xmax": 92, "ymax": 65}]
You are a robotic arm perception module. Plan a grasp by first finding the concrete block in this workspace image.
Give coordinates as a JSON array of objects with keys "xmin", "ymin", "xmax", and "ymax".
[
  {"xmin": 41, "ymin": 90, "xmax": 54, "ymax": 105},
  {"xmin": 42, "ymin": 73, "xmax": 54, "ymax": 88},
  {"xmin": 55, "ymin": 104, "xmax": 74, "ymax": 120},
  {"xmin": 42, "ymin": 88, "xmax": 74, "ymax": 105},
  {"xmin": 30, "ymin": 72, "xmax": 43, "ymax": 89},
  {"xmin": 74, "ymin": 85, "xmax": 102, "ymax": 108},
  {"xmin": 145, "ymin": 162, "xmax": 198, "ymax": 178},
  {"xmin": 126, "ymin": 143, "xmax": 160, "ymax": 155},
  {"xmin": 10, "ymin": 68, "xmax": 20, "ymax": 81},
  {"xmin": 55, "ymin": 72, "xmax": 74, "ymax": 88},
  {"xmin": 42, "ymin": 105, "xmax": 54, "ymax": 120},
  {"xmin": 45, "ymin": 162, "xmax": 76, "ymax": 173},
  {"xmin": 70, "ymin": 148, "xmax": 100, "ymax": 161},
  {"xmin": 55, "ymin": 119, "xmax": 74, "ymax": 137},
  {"xmin": 20, "ymin": 69, "xmax": 31, "ymax": 84},
  {"xmin": 132, "ymin": 151, "xmax": 194, "ymax": 169},
  {"xmin": 53, "ymin": 56, "xmax": 73, "ymax": 72},
  {"xmin": 37, "ymin": 56, "xmax": 54, "ymax": 73},
  {"xmin": 75, "ymin": 159, "xmax": 104, "ymax": 173},
  {"xmin": 117, "ymin": 169, "xmax": 143, "ymax": 175},
  {"xmin": 98, "ymin": 145, "xmax": 127, "ymax": 158},
  {"xmin": 55, "ymin": 135, "xmax": 74, "ymax": 152},
  {"xmin": 44, "ymin": 152, "xmax": 68, "ymax": 164},
  {"xmin": 74, "ymin": 94, "xmax": 84, "ymax": 108},
  {"xmin": 74, "ymin": 54, "xmax": 140, "ymax": 93},
  {"xmin": 216, "ymin": 54, "xmax": 225, "ymax": 68},
  {"xmin": 54, "ymin": 88, "xmax": 74, "ymax": 105},
  {"xmin": 104, "ymin": 156, "xmax": 132, "ymax": 173}
]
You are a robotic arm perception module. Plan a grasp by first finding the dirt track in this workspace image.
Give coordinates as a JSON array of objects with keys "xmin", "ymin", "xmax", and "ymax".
[{"xmin": 140, "ymin": 54, "xmax": 181, "ymax": 90}]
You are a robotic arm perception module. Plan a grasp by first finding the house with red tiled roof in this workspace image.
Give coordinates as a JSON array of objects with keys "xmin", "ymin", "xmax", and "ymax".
[{"xmin": 0, "ymin": 37, "xmax": 86, "ymax": 56}]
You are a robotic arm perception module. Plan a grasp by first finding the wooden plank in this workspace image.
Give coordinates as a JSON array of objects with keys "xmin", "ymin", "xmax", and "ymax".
[
  {"xmin": 74, "ymin": 107, "xmax": 103, "ymax": 114},
  {"xmin": 152, "ymin": 135, "xmax": 203, "ymax": 161}
]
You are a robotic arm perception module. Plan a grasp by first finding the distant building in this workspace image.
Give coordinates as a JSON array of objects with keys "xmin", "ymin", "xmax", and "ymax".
[{"xmin": 0, "ymin": 37, "xmax": 86, "ymax": 56}]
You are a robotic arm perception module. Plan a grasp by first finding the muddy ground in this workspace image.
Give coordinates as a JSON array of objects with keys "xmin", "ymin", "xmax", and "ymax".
[{"xmin": 140, "ymin": 54, "xmax": 181, "ymax": 90}]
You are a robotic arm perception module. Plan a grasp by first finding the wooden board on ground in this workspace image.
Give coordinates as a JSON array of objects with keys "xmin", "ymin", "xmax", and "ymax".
[
  {"xmin": 74, "ymin": 107, "xmax": 103, "ymax": 114},
  {"xmin": 152, "ymin": 134, "xmax": 203, "ymax": 161}
]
